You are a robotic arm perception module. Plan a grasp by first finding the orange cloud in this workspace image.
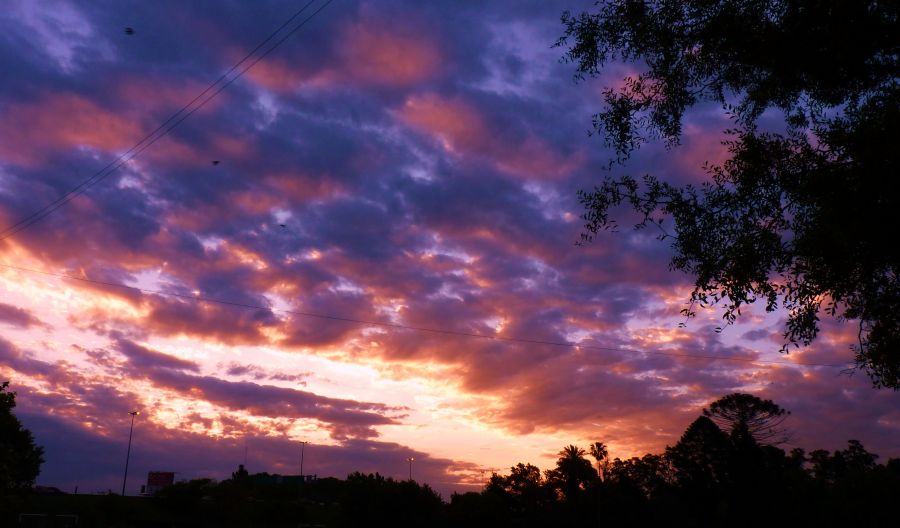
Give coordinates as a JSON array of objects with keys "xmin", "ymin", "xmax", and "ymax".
[
  {"xmin": 0, "ymin": 93, "xmax": 141, "ymax": 166},
  {"xmin": 396, "ymin": 94, "xmax": 581, "ymax": 180}
]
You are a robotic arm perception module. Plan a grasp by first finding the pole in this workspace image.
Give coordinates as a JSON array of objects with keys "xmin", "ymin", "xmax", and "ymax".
[
  {"xmin": 300, "ymin": 441, "xmax": 307, "ymax": 480},
  {"xmin": 121, "ymin": 411, "xmax": 139, "ymax": 496},
  {"xmin": 407, "ymin": 457, "xmax": 414, "ymax": 481},
  {"xmin": 298, "ymin": 440, "xmax": 308, "ymax": 501}
]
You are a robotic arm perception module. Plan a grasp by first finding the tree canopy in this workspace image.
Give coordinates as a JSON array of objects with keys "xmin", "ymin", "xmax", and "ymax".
[
  {"xmin": 558, "ymin": 1, "xmax": 900, "ymax": 388},
  {"xmin": 545, "ymin": 444, "xmax": 596, "ymax": 502},
  {"xmin": 703, "ymin": 392, "xmax": 789, "ymax": 445},
  {"xmin": 0, "ymin": 381, "xmax": 45, "ymax": 492}
]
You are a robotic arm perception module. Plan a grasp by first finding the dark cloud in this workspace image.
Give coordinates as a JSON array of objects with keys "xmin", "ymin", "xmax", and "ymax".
[
  {"xmin": 107, "ymin": 338, "xmax": 401, "ymax": 438},
  {"xmin": 113, "ymin": 336, "xmax": 200, "ymax": 372},
  {"xmin": 0, "ymin": 303, "xmax": 44, "ymax": 328},
  {"xmin": 223, "ymin": 362, "xmax": 310, "ymax": 384}
]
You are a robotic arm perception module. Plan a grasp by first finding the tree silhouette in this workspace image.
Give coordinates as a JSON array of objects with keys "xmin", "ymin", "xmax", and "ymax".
[
  {"xmin": 500, "ymin": 463, "xmax": 544, "ymax": 497},
  {"xmin": 558, "ymin": 0, "xmax": 900, "ymax": 388},
  {"xmin": 703, "ymin": 393, "xmax": 790, "ymax": 445},
  {"xmin": 341, "ymin": 472, "xmax": 443, "ymax": 527},
  {"xmin": 811, "ymin": 439, "xmax": 880, "ymax": 485},
  {"xmin": 231, "ymin": 463, "xmax": 250, "ymax": 487},
  {"xmin": 545, "ymin": 445, "xmax": 596, "ymax": 503},
  {"xmin": 485, "ymin": 462, "xmax": 554, "ymax": 524},
  {"xmin": 606, "ymin": 454, "xmax": 672, "ymax": 500},
  {"xmin": 665, "ymin": 416, "xmax": 732, "ymax": 492},
  {"xmin": 0, "ymin": 381, "xmax": 44, "ymax": 492},
  {"xmin": 589, "ymin": 441, "xmax": 608, "ymax": 479}
]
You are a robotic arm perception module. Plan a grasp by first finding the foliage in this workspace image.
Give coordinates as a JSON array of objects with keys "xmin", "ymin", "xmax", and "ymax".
[
  {"xmin": 483, "ymin": 463, "xmax": 554, "ymax": 525},
  {"xmin": 0, "ymin": 381, "xmax": 45, "ymax": 493},
  {"xmin": 605, "ymin": 453, "xmax": 672, "ymax": 499},
  {"xmin": 544, "ymin": 444, "xmax": 597, "ymax": 502},
  {"xmin": 472, "ymin": 392, "xmax": 900, "ymax": 526},
  {"xmin": 810, "ymin": 439, "xmax": 879, "ymax": 484},
  {"xmin": 589, "ymin": 441, "xmax": 608, "ymax": 478},
  {"xmin": 486, "ymin": 463, "xmax": 545, "ymax": 499},
  {"xmin": 340, "ymin": 471, "xmax": 444, "ymax": 527},
  {"xmin": 558, "ymin": 0, "xmax": 900, "ymax": 388},
  {"xmin": 703, "ymin": 392, "xmax": 789, "ymax": 445},
  {"xmin": 665, "ymin": 416, "xmax": 733, "ymax": 492}
]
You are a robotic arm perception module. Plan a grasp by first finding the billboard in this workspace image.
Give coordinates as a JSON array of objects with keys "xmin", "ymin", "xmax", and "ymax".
[{"xmin": 146, "ymin": 471, "xmax": 175, "ymax": 494}]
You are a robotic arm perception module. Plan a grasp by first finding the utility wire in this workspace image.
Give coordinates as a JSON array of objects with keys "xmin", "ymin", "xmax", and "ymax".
[
  {"xmin": 0, "ymin": 262, "xmax": 854, "ymax": 369},
  {"xmin": 0, "ymin": 0, "xmax": 317, "ymax": 239},
  {"xmin": 0, "ymin": 0, "xmax": 333, "ymax": 242}
]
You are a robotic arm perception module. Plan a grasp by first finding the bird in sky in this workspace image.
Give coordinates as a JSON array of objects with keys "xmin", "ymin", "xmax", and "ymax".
[{"xmin": 124, "ymin": 27, "xmax": 135, "ymax": 35}]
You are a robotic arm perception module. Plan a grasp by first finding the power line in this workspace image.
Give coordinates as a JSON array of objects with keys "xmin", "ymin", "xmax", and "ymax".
[
  {"xmin": 0, "ymin": 0, "xmax": 333, "ymax": 242},
  {"xmin": 0, "ymin": 262, "xmax": 854, "ymax": 369},
  {"xmin": 0, "ymin": 0, "xmax": 318, "ymax": 239}
]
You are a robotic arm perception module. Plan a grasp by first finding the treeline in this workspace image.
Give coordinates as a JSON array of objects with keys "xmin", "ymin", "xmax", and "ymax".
[
  {"xmin": 137, "ymin": 394, "xmax": 900, "ymax": 527},
  {"xmin": 5, "ymin": 392, "xmax": 900, "ymax": 527},
  {"xmin": 452, "ymin": 393, "xmax": 900, "ymax": 527}
]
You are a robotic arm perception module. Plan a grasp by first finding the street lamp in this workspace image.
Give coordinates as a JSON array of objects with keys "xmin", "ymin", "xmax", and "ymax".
[
  {"xmin": 121, "ymin": 411, "xmax": 139, "ymax": 496},
  {"xmin": 406, "ymin": 457, "xmax": 414, "ymax": 481}
]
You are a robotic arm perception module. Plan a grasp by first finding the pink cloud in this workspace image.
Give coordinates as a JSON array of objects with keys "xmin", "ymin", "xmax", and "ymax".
[
  {"xmin": 242, "ymin": 57, "xmax": 330, "ymax": 92},
  {"xmin": 243, "ymin": 20, "xmax": 442, "ymax": 93},
  {"xmin": 0, "ymin": 93, "xmax": 141, "ymax": 166},
  {"xmin": 338, "ymin": 22, "xmax": 441, "ymax": 87},
  {"xmin": 396, "ymin": 94, "xmax": 581, "ymax": 180}
]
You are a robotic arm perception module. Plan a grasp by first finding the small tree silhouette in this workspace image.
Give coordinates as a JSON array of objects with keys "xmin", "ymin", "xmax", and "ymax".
[
  {"xmin": 589, "ymin": 442, "xmax": 608, "ymax": 480},
  {"xmin": 0, "ymin": 381, "xmax": 44, "ymax": 492}
]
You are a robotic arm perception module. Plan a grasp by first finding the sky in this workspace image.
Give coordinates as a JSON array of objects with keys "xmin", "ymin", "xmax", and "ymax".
[{"xmin": 1, "ymin": 0, "xmax": 898, "ymax": 498}]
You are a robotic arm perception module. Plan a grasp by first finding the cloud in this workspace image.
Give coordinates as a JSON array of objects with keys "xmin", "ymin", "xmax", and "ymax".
[
  {"xmin": 0, "ymin": 93, "xmax": 141, "ymax": 167},
  {"xmin": 3, "ymin": 0, "xmax": 112, "ymax": 73},
  {"xmin": 242, "ymin": 9, "xmax": 443, "ymax": 93},
  {"xmin": 222, "ymin": 362, "xmax": 310, "ymax": 384},
  {"xmin": 114, "ymin": 337, "xmax": 201, "ymax": 373},
  {"xmin": 338, "ymin": 21, "xmax": 442, "ymax": 87},
  {"xmin": 0, "ymin": 303, "xmax": 44, "ymax": 328},
  {"xmin": 396, "ymin": 93, "xmax": 581, "ymax": 180}
]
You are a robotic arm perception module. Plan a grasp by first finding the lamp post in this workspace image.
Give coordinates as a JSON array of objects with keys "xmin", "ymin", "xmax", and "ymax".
[
  {"xmin": 406, "ymin": 457, "xmax": 414, "ymax": 481},
  {"xmin": 121, "ymin": 411, "xmax": 139, "ymax": 496}
]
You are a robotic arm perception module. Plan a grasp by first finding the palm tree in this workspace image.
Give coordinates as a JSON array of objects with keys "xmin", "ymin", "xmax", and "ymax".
[
  {"xmin": 589, "ymin": 442, "xmax": 608, "ymax": 480},
  {"xmin": 548, "ymin": 444, "xmax": 595, "ymax": 502}
]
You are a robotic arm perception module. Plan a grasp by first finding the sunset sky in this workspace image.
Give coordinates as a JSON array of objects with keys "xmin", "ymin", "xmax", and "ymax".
[{"xmin": 1, "ymin": 0, "xmax": 898, "ymax": 497}]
